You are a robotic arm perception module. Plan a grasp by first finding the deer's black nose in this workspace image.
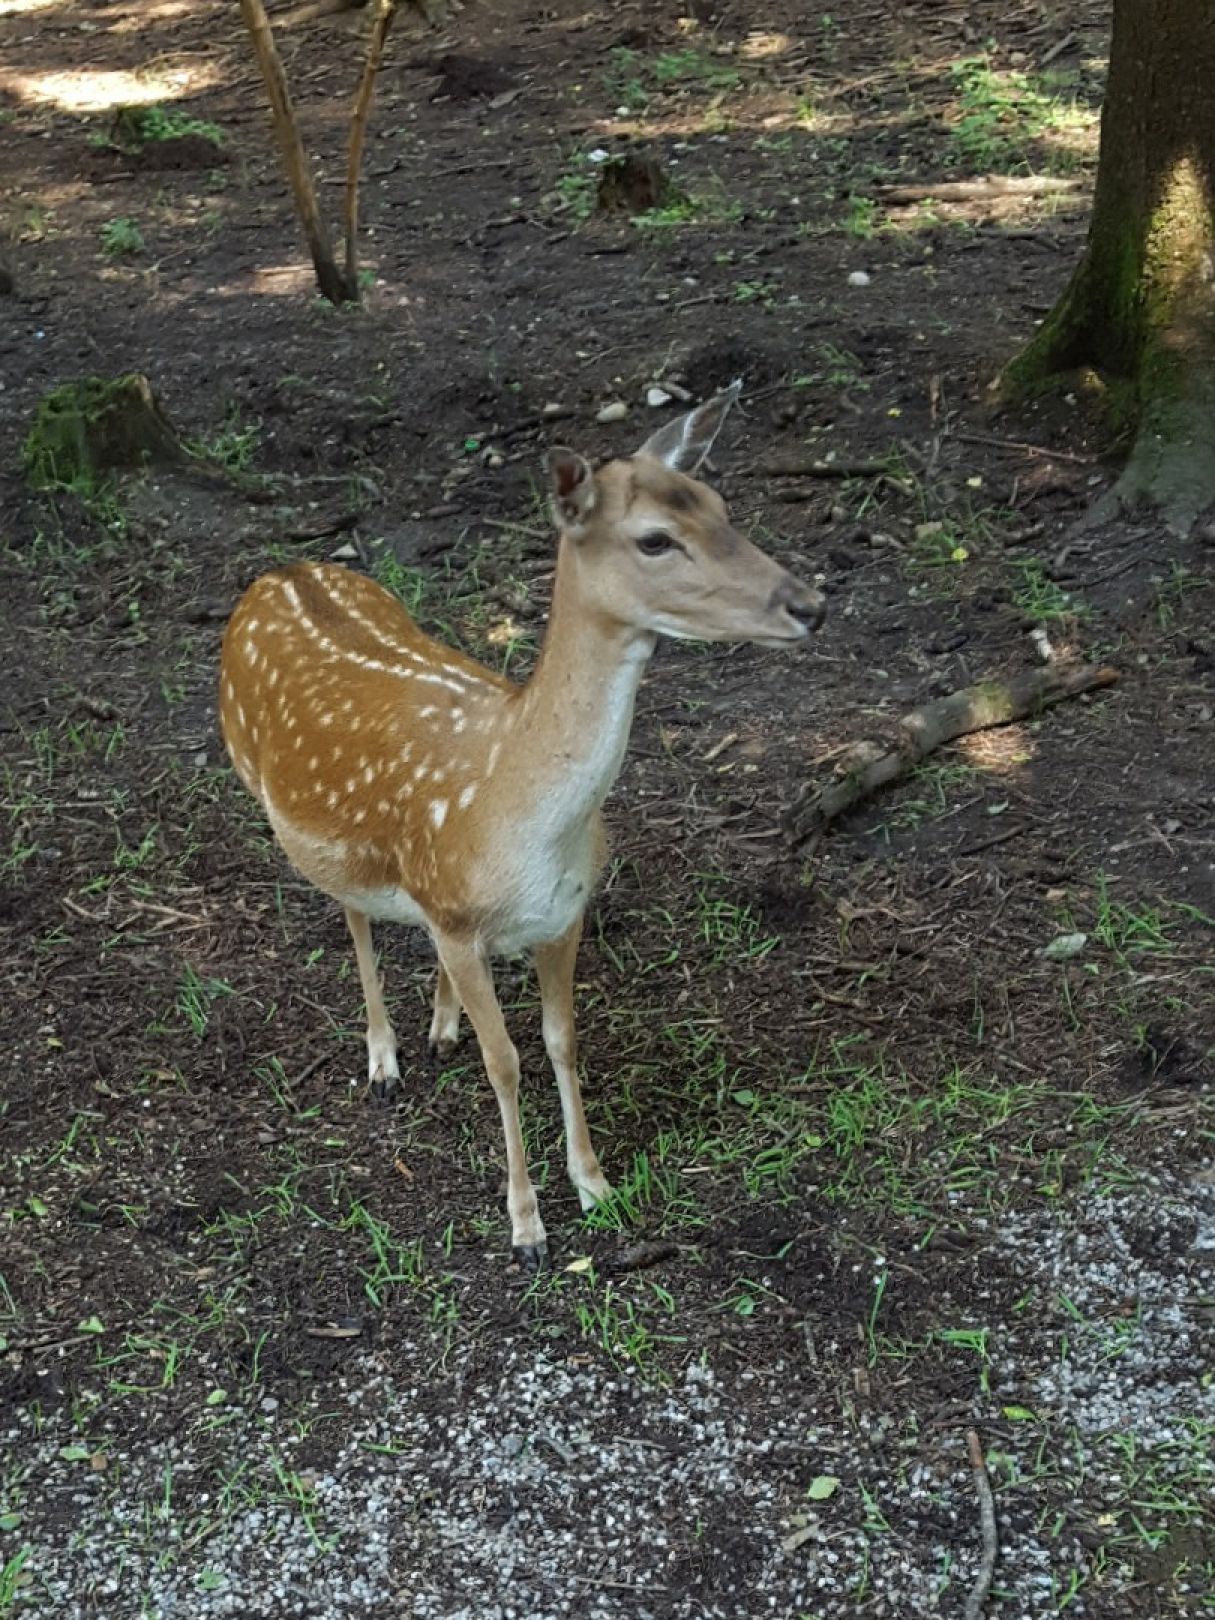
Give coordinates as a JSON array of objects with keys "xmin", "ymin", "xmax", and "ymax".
[{"xmin": 774, "ymin": 577, "xmax": 826, "ymax": 631}]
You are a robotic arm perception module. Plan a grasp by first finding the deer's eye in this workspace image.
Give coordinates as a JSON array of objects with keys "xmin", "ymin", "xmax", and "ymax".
[{"xmin": 636, "ymin": 531, "xmax": 675, "ymax": 557}]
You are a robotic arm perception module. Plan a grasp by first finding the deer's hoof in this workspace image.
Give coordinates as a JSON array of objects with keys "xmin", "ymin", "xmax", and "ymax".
[
  {"xmin": 513, "ymin": 1240, "xmax": 550, "ymax": 1275},
  {"xmin": 369, "ymin": 1067, "xmax": 399, "ymax": 1105}
]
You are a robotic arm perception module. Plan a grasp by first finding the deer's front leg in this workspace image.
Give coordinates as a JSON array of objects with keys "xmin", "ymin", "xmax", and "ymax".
[
  {"xmin": 433, "ymin": 932, "xmax": 546, "ymax": 1268},
  {"xmin": 535, "ymin": 921, "xmax": 612, "ymax": 1213}
]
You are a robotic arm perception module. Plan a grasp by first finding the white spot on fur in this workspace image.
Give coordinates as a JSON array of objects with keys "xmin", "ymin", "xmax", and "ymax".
[
  {"xmin": 430, "ymin": 800, "xmax": 448, "ymax": 829},
  {"xmin": 458, "ymin": 783, "xmax": 477, "ymax": 810}
]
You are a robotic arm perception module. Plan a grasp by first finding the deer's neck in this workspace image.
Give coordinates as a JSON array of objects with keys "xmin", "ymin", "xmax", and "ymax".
[{"xmin": 508, "ymin": 539, "xmax": 654, "ymax": 836}]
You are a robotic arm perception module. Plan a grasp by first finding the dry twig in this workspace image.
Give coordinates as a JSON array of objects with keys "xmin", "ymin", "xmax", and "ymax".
[
  {"xmin": 963, "ymin": 1428, "xmax": 998, "ymax": 1620},
  {"xmin": 751, "ymin": 459, "xmax": 891, "ymax": 479},
  {"xmin": 785, "ymin": 664, "xmax": 1119, "ymax": 844}
]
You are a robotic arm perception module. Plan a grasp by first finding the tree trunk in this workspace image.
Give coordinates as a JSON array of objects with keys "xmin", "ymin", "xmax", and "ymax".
[
  {"xmin": 239, "ymin": 0, "xmax": 360, "ymax": 306},
  {"xmin": 1002, "ymin": 0, "xmax": 1215, "ymax": 531},
  {"xmin": 344, "ymin": 0, "xmax": 399, "ymax": 293}
]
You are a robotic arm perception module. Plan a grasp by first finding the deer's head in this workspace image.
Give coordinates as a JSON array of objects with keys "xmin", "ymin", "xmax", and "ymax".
[{"xmin": 547, "ymin": 382, "xmax": 825, "ymax": 647}]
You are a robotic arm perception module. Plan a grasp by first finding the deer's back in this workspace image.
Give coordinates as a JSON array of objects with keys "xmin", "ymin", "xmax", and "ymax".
[{"xmin": 220, "ymin": 562, "xmax": 516, "ymax": 922}]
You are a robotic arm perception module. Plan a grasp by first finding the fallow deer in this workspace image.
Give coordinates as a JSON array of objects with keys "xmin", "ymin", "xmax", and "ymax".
[{"xmin": 219, "ymin": 384, "xmax": 824, "ymax": 1266}]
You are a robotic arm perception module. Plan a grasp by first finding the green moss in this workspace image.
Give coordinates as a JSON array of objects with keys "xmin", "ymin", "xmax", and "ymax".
[
  {"xmin": 105, "ymin": 103, "xmax": 225, "ymax": 152},
  {"xmin": 23, "ymin": 375, "xmax": 183, "ymax": 498}
]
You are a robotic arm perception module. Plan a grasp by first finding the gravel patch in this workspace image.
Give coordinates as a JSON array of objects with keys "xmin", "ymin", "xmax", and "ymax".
[{"xmin": 4, "ymin": 1171, "xmax": 1212, "ymax": 1619}]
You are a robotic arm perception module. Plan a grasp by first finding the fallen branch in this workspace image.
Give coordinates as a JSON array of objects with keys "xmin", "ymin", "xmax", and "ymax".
[
  {"xmin": 963, "ymin": 1428, "xmax": 998, "ymax": 1620},
  {"xmin": 784, "ymin": 663, "xmax": 1119, "ymax": 844},
  {"xmin": 876, "ymin": 174, "xmax": 1085, "ymax": 205}
]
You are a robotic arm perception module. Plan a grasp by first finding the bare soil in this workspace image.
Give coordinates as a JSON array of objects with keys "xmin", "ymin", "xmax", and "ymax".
[{"xmin": 1, "ymin": 1, "xmax": 1212, "ymax": 1616}]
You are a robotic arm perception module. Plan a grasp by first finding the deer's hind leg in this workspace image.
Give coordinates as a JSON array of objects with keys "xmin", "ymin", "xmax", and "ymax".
[
  {"xmin": 345, "ymin": 906, "xmax": 400, "ymax": 1100},
  {"xmin": 428, "ymin": 961, "xmax": 462, "ymax": 1057}
]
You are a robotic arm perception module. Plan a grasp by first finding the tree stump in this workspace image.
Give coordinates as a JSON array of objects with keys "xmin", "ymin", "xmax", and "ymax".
[
  {"xmin": 23, "ymin": 375, "xmax": 186, "ymax": 493},
  {"xmin": 596, "ymin": 152, "xmax": 681, "ymax": 217}
]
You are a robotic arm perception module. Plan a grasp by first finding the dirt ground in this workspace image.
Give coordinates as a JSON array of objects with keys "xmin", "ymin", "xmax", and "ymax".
[{"xmin": 1, "ymin": 0, "xmax": 1213, "ymax": 1615}]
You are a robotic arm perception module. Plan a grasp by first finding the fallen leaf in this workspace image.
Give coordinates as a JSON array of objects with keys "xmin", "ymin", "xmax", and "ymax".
[
  {"xmin": 781, "ymin": 1523, "xmax": 818, "ymax": 1553},
  {"xmin": 807, "ymin": 1474, "xmax": 840, "ymax": 1501}
]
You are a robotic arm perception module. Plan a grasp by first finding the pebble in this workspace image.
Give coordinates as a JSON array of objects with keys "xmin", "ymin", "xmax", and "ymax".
[
  {"xmin": 595, "ymin": 401, "xmax": 629, "ymax": 424},
  {"xmin": 847, "ymin": 270, "xmax": 871, "ymax": 286}
]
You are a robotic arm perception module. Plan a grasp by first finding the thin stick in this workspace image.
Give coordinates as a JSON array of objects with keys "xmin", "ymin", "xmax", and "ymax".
[
  {"xmin": 964, "ymin": 1428, "xmax": 998, "ymax": 1620},
  {"xmin": 952, "ymin": 430, "xmax": 1094, "ymax": 465},
  {"xmin": 750, "ymin": 459, "xmax": 891, "ymax": 479},
  {"xmin": 239, "ymin": 0, "xmax": 356, "ymax": 305},
  {"xmin": 785, "ymin": 663, "xmax": 1119, "ymax": 843},
  {"xmin": 344, "ymin": 0, "xmax": 399, "ymax": 292}
]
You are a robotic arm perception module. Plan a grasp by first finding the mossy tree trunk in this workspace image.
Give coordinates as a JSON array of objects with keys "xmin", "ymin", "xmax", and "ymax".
[{"xmin": 1002, "ymin": 0, "xmax": 1215, "ymax": 531}]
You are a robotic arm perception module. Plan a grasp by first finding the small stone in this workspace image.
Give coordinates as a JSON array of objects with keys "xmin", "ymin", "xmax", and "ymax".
[
  {"xmin": 596, "ymin": 401, "xmax": 629, "ymax": 424},
  {"xmin": 542, "ymin": 401, "xmax": 565, "ymax": 417},
  {"xmin": 330, "ymin": 541, "xmax": 358, "ymax": 560},
  {"xmin": 192, "ymin": 750, "xmax": 208, "ymax": 769},
  {"xmin": 645, "ymin": 387, "xmax": 672, "ymax": 408},
  {"xmin": 847, "ymin": 270, "xmax": 871, "ymax": 286},
  {"xmin": 1039, "ymin": 932, "xmax": 1088, "ymax": 961},
  {"xmin": 914, "ymin": 521, "xmax": 944, "ymax": 542}
]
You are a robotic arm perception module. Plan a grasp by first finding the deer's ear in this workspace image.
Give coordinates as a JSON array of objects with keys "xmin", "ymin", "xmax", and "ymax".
[
  {"xmin": 546, "ymin": 448, "xmax": 597, "ymax": 534},
  {"xmin": 636, "ymin": 379, "xmax": 742, "ymax": 474}
]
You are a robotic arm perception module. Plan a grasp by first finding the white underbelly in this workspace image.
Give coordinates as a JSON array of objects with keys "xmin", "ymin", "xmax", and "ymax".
[
  {"xmin": 265, "ymin": 798, "xmax": 598, "ymax": 954},
  {"xmin": 346, "ymin": 886, "xmax": 431, "ymax": 928}
]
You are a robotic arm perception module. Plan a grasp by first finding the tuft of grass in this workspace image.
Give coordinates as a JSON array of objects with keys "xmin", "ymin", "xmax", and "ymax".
[
  {"xmin": 604, "ymin": 45, "xmax": 740, "ymax": 110},
  {"xmin": 172, "ymin": 963, "xmax": 235, "ymax": 1040},
  {"xmin": 948, "ymin": 57, "xmax": 1091, "ymax": 174},
  {"xmin": 373, "ymin": 551, "xmax": 426, "ymax": 613},
  {"xmin": 1011, "ymin": 559, "xmax": 1085, "ymax": 621},
  {"xmin": 845, "ymin": 195, "xmax": 878, "ymax": 238},
  {"xmin": 187, "ymin": 406, "xmax": 260, "ymax": 472},
  {"xmin": 651, "ymin": 48, "xmax": 740, "ymax": 91},
  {"xmin": 553, "ymin": 165, "xmax": 597, "ymax": 221},
  {"xmin": 631, "ymin": 182, "xmax": 741, "ymax": 232},
  {"xmin": 100, "ymin": 217, "xmax": 144, "ymax": 257},
  {"xmin": 101, "ymin": 103, "xmax": 225, "ymax": 151}
]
